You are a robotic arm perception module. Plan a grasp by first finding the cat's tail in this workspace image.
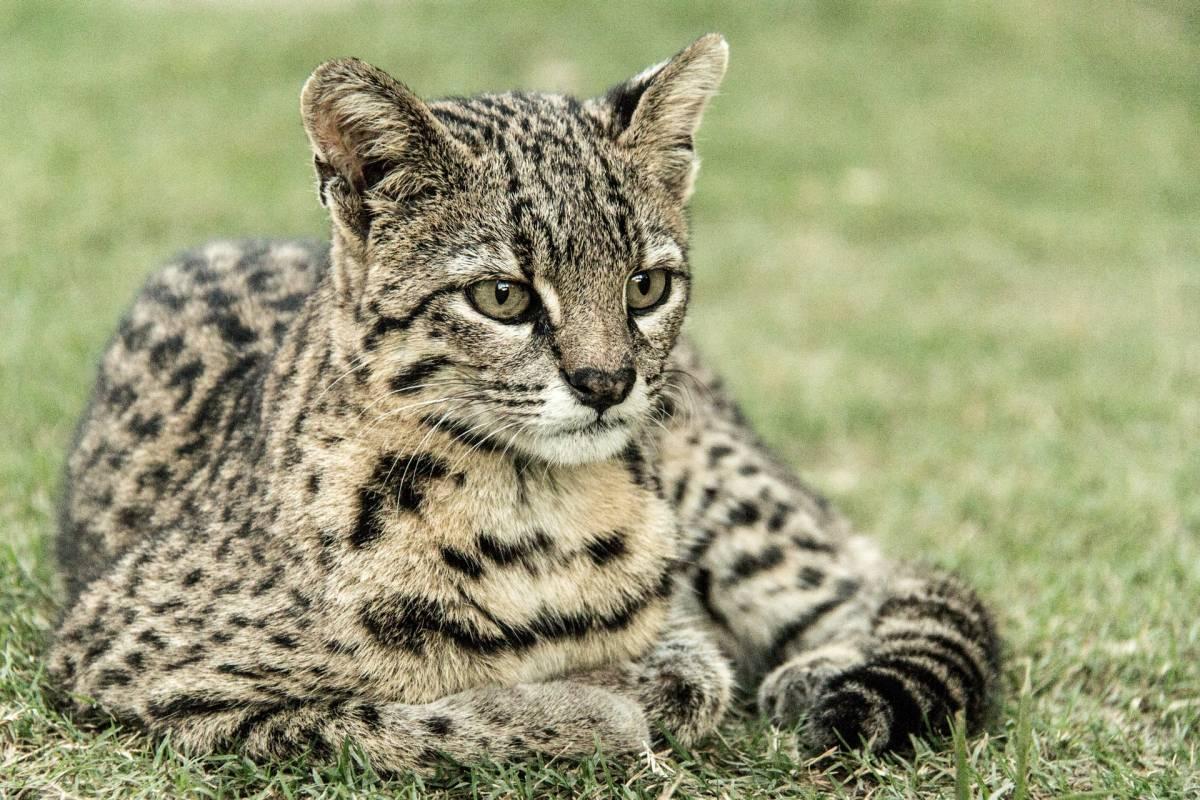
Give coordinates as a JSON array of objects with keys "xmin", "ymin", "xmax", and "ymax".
[{"xmin": 803, "ymin": 568, "xmax": 1001, "ymax": 753}]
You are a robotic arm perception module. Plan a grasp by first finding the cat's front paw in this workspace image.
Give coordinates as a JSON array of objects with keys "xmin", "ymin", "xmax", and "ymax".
[{"xmin": 594, "ymin": 627, "xmax": 733, "ymax": 747}]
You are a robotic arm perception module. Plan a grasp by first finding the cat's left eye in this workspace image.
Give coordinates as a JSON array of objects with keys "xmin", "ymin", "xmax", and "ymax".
[
  {"xmin": 467, "ymin": 279, "xmax": 535, "ymax": 322},
  {"xmin": 626, "ymin": 269, "xmax": 671, "ymax": 312}
]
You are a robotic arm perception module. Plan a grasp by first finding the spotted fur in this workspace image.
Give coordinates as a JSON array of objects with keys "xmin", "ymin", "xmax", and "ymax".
[{"xmin": 51, "ymin": 35, "xmax": 999, "ymax": 771}]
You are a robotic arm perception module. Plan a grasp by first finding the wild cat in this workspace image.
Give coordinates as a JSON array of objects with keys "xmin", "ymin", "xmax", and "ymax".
[{"xmin": 50, "ymin": 34, "xmax": 999, "ymax": 769}]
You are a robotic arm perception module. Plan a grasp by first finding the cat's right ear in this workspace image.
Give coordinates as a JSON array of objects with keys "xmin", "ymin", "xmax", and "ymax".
[{"xmin": 301, "ymin": 58, "xmax": 468, "ymax": 242}]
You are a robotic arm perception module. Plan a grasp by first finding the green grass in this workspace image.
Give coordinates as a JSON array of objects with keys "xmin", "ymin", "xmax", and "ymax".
[{"xmin": 3, "ymin": 0, "xmax": 1199, "ymax": 796}]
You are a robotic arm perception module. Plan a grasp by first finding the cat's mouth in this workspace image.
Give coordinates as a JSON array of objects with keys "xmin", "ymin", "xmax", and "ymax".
[
  {"xmin": 548, "ymin": 414, "xmax": 628, "ymax": 437},
  {"xmin": 501, "ymin": 409, "xmax": 638, "ymax": 465}
]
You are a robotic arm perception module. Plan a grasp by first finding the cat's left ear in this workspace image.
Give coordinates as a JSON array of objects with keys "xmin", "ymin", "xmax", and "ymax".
[{"xmin": 605, "ymin": 33, "xmax": 728, "ymax": 202}]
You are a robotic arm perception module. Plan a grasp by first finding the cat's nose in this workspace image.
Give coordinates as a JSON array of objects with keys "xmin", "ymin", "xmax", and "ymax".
[{"xmin": 564, "ymin": 366, "xmax": 635, "ymax": 412}]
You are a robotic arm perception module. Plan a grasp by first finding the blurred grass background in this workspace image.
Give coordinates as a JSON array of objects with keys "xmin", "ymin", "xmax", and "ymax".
[{"xmin": 2, "ymin": 1, "xmax": 1198, "ymax": 797}]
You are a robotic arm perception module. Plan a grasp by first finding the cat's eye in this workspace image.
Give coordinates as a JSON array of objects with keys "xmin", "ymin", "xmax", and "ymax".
[
  {"xmin": 467, "ymin": 279, "xmax": 535, "ymax": 322},
  {"xmin": 626, "ymin": 269, "xmax": 671, "ymax": 312}
]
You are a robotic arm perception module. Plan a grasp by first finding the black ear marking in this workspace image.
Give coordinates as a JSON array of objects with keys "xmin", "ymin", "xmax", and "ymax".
[
  {"xmin": 606, "ymin": 76, "xmax": 654, "ymax": 135},
  {"xmin": 359, "ymin": 159, "xmax": 395, "ymax": 193}
]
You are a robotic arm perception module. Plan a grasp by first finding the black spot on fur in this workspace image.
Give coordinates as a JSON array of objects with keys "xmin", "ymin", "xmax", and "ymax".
[
  {"xmin": 325, "ymin": 639, "xmax": 359, "ymax": 656},
  {"xmin": 726, "ymin": 545, "xmax": 783, "ymax": 583},
  {"xmin": 798, "ymin": 566, "xmax": 825, "ymax": 589},
  {"xmin": 585, "ymin": 531, "xmax": 627, "ymax": 566},
  {"xmin": 389, "ymin": 356, "xmax": 453, "ymax": 394},
  {"xmin": 167, "ymin": 359, "xmax": 205, "ymax": 409},
  {"xmin": 707, "ymin": 444, "xmax": 733, "ymax": 466},
  {"xmin": 441, "ymin": 546, "xmax": 484, "ymax": 579},
  {"xmin": 621, "ymin": 443, "xmax": 649, "ymax": 488},
  {"xmin": 477, "ymin": 530, "xmax": 552, "ymax": 566},
  {"xmin": 149, "ymin": 334, "xmax": 185, "ymax": 370},
  {"xmin": 728, "ymin": 501, "xmax": 761, "ymax": 526},
  {"xmin": 137, "ymin": 629, "xmax": 166, "ymax": 649},
  {"xmin": 423, "ymin": 715, "xmax": 454, "ymax": 736},
  {"xmin": 182, "ymin": 568, "xmax": 204, "ymax": 587},
  {"xmin": 136, "ymin": 463, "xmax": 172, "ymax": 493},
  {"xmin": 355, "ymin": 702, "xmax": 382, "ymax": 730},
  {"xmin": 270, "ymin": 633, "xmax": 299, "ymax": 649},
  {"xmin": 208, "ymin": 312, "xmax": 258, "ymax": 345},
  {"xmin": 827, "ymin": 667, "xmax": 926, "ymax": 752},
  {"xmin": 790, "ymin": 533, "xmax": 836, "ymax": 553},
  {"xmin": 362, "ymin": 288, "xmax": 456, "ymax": 350},
  {"xmin": 147, "ymin": 694, "xmax": 244, "ymax": 721},
  {"xmin": 115, "ymin": 505, "xmax": 152, "ymax": 530},
  {"xmin": 120, "ymin": 319, "xmax": 153, "ymax": 351},
  {"xmin": 252, "ymin": 565, "xmax": 284, "ymax": 596},
  {"xmin": 351, "ymin": 452, "xmax": 452, "ymax": 548},
  {"xmin": 268, "ymin": 293, "xmax": 307, "ymax": 313},
  {"xmin": 693, "ymin": 568, "xmax": 729, "ymax": 629},
  {"xmin": 359, "ymin": 594, "xmax": 443, "ymax": 653},
  {"xmin": 767, "ymin": 503, "xmax": 792, "ymax": 532},
  {"xmin": 149, "ymin": 598, "xmax": 184, "ymax": 614},
  {"xmin": 96, "ymin": 668, "xmax": 131, "ymax": 688},
  {"xmin": 106, "ymin": 382, "xmax": 137, "ymax": 412},
  {"xmin": 145, "ymin": 283, "xmax": 184, "ymax": 310},
  {"xmin": 82, "ymin": 639, "xmax": 113, "ymax": 667}
]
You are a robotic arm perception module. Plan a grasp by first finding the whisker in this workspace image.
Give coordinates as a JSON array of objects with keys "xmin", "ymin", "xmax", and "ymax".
[{"xmin": 354, "ymin": 395, "xmax": 472, "ymax": 441}]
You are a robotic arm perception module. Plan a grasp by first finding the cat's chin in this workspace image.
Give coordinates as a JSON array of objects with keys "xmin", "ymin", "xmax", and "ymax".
[{"xmin": 511, "ymin": 423, "xmax": 636, "ymax": 466}]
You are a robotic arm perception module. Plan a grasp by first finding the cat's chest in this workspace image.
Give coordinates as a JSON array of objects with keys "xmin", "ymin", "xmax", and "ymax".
[{"xmin": 320, "ymin": 447, "xmax": 677, "ymax": 701}]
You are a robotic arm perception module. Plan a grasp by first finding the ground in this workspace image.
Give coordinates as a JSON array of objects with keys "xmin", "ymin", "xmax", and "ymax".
[{"xmin": 1, "ymin": 1, "xmax": 1198, "ymax": 797}]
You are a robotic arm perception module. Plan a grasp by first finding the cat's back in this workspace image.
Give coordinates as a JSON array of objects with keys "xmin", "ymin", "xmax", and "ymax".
[{"xmin": 57, "ymin": 238, "xmax": 329, "ymax": 603}]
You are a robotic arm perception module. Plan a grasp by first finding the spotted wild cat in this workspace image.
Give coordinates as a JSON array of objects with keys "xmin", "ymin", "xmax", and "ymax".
[{"xmin": 51, "ymin": 34, "xmax": 999, "ymax": 769}]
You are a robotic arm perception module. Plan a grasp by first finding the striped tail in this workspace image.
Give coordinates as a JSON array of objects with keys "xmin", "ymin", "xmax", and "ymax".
[{"xmin": 805, "ymin": 570, "xmax": 1001, "ymax": 754}]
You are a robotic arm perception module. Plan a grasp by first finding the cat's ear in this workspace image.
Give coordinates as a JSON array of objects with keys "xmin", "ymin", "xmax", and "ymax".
[
  {"xmin": 301, "ymin": 58, "xmax": 468, "ymax": 240},
  {"xmin": 605, "ymin": 33, "xmax": 728, "ymax": 202}
]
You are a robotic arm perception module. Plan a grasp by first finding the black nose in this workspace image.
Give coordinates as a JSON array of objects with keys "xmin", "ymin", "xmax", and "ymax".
[{"xmin": 564, "ymin": 366, "xmax": 635, "ymax": 412}]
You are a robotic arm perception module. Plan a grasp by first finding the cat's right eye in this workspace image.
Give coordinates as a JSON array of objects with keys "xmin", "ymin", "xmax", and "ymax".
[{"xmin": 467, "ymin": 279, "xmax": 535, "ymax": 322}]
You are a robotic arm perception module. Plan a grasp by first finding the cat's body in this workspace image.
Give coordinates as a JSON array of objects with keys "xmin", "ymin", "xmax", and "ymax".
[{"xmin": 51, "ymin": 36, "xmax": 999, "ymax": 769}]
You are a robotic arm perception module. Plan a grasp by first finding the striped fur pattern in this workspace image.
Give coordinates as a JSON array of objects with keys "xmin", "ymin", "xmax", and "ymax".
[{"xmin": 50, "ymin": 35, "xmax": 998, "ymax": 771}]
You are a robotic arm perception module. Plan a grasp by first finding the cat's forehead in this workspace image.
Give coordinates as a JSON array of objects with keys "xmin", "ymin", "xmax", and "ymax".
[
  {"xmin": 430, "ymin": 91, "xmax": 610, "ymax": 156},
  {"xmin": 430, "ymin": 91, "xmax": 642, "ymax": 203},
  {"xmin": 428, "ymin": 91, "xmax": 682, "ymax": 279}
]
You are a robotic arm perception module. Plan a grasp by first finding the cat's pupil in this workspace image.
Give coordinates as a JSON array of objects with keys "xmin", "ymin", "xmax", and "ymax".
[
  {"xmin": 495, "ymin": 281, "xmax": 511, "ymax": 304},
  {"xmin": 633, "ymin": 274, "xmax": 649, "ymax": 295}
]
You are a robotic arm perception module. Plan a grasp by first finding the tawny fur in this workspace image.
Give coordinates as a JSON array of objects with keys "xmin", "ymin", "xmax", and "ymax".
[{"xmin": 51, "ymin": 35, "xmax": 999, "ymax": 770}]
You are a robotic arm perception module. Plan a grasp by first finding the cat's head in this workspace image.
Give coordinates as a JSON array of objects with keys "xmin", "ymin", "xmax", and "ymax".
[{"xmin": 301, "ymin": 34, "xmax": 727, "ymax": 465}]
